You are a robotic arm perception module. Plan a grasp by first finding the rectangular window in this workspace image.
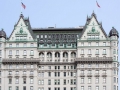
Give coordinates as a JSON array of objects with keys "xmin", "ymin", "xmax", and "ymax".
[
  {"xmin": 48, "ymin": 66, "xmax": 51, "ymax": 69},
  {"xmin": 9, "ymin": 78, "xmax": 12, "ymax": 84},
  {"xmin": 16, "ymin": 78, "xmax": 19, "ymax": 84},
  {"xmin": 88, "ymin": 78, "xmax": 91, "ymax": 83},
  {"xmin": 103, "ymin": 49, "xmax": 106, "ymax": 54},
  {"xmin": 23, "ymin": 43, "xmax": 27, "ymax": 47},
  {"xmin": 114, "ymin": 77, "xmax": 116, "ymax": 83},
  {"xmin": 103, "ymin": 78, "xmax": 106, "ymax": 83},
  {"xmin": 30, "ymin": 43, "xmax": 34, "ymax": 47},
  {"xmin": 0, "ymin": 43, "xmax": 2, "ymax": 47},
  {"xmin": 23, "ymin": 50, "xmax": 27, "ymax": 55},
  {"xmin": 103, "ymin": 42, "xmax": 106, "ymax": 46},
  {"xmin": 45, "ymin": 35, "xmax": 47, "ymax": 38},
  {"xmin": 30, "ymin": 50, "xmax": 34, "ymax": 55},
  {"xmin": 16, "ymin": 86, "xmax": 19, "ymax": 90},
  {"xmin": 9, "ymin": 50, "xmax": 12, "ymax": 55},
  {"xmin": 30, "ymin": 86, "xmax": 33, "ymax": 90},
  {"xmin": 16, "ymin": 43, "xmax": 19, "ymax": 47},
  {"xmin": 81, "ymin": 86, "xmax": 84, "ymax": 90},
  {"xmin": 81, "ymin": 42, "xmax": 84, "ymax": 46},
  {"xmin": 0, "ymin": 50, "xmax": 1, "ymax": 56},
  {"xmin": 30, "ymin": 78, "xmax": 33, "ymax": 84},
  {"xmin": 103, "ymin": 86, "xmax": 106, "ymax": 90},
  {"xmin": 16, "ymin": 50, "xmax": 19, "ymax": 55},
  {"xmin": 64, "ymin": 72, "xmax": 66, "ymax": 77},
  {"xmin": 81, "ymin": 49, "xmax": 84, "ymax": 54},
  {"xmin": 9, "ymin": 86, "xmax": 12, "ymax": 90},
  {"xmin": 96, "ymin": 49, "xmax": 99, "ymax": 54},
  {"xmin": 31, "ymin": 64, "xmax": 33, "ymax": 68},
  {"xmin": 81, "ymin": 78, "xmax": 84, "ymax": 83},
  {"xmin": 9, "ymin": 44, "xmax": 12, "ymax": 47},
  {"xmin": 64, "ymin": 66, "xmax": 66, "ymax": 69},
  {"xmin": 63, "ymin": 79, "xmax": 66, "ymax": 85},
  {"xmin": 48, "ymin": 79, "xmax": 51, "ymax": 85},
  {"xmin": 96, "ymin": 42, "xmax": 99, "ymax": 46},
  {"xmin": 88, "ymin": 49, "xmax": 91, "ymax": 54},
  {"xmin": 96, "ymin": 78, "xmax": 99, "ymax": 83},
  {"xmin": 48, "ymin": 72, "xmax": 51, "ymax": 77},
  {"xmin": 23, "ymin": 78, "xmax": 26, "ymax": 84},
  {"xmin": 88, "ymin": 42, "xmax": 91, "ymax": 46},
  {"xmin": 96, "ymin": 86, "xmax": 99, "ymax": 90},
  {"xmin": 88, "ymin": 86, "xmax": 91, "ymax": 90},
  {"xmin": 41, "ymin": 35, "xmax": 43, "ymax": 38},
  {"xmin": 23, "ymin": 86, "xmax": 26, "ymax": 90}
]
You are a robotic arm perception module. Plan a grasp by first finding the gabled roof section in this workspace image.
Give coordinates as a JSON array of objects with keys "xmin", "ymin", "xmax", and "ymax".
[
  {"xmin": 9, "ymin": 14, "xmax": 35, "ymax": 39},
  {"xmin": 80, "ymin": 12, "xmax": 108, "ymax": 38}
]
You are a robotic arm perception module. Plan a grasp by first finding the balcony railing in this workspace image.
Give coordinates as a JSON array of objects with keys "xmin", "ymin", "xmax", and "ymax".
[
  {"xmin": 80, "ymin": 73, "xmax": 85, "ymax": 77},
  {"xmin": 2, "ymin": 58, "xmax": 40, "ymax": 63},
  {"xmin": 102, "ymin": 73, "xmax": 107, "ymax": 77},
  {"xmin": 87, "ymin": 73, "xmax": 92, "ymax": 77},
  {"xmin": 94, "ymin": 73, "xmax": 100, "ymax": 77}
]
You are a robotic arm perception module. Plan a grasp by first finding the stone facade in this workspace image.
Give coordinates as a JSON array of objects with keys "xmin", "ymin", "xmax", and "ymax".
[{"xmin": 0, "ymin": 12, "xmax": 119, "ymax": 90}]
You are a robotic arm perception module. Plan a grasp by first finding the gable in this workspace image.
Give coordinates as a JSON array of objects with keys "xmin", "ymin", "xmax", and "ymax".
[
  {"xmin": 9, "ymin": 16, "xmax": 34, "ymax": 41},
  {"xmin": 80, "ymin": 15, "xmax": 107, "ymax": 40}
]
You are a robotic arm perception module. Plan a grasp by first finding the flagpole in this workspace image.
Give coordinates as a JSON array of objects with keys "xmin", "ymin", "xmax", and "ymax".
[{"xmin": 21, "ymin": 0, "xmax": 22, "ymax": 14}]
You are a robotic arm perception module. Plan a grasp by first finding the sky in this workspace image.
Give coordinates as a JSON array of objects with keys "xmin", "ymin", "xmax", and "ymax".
[{"xmin": 0, "ymin": 0, "xmax": 120, "ymax": 88}]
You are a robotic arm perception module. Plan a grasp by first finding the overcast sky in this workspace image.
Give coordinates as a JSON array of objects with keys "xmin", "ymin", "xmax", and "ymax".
[{"xmin": 0, "ymin": 0, "xmax": 120, "ymax": 88}]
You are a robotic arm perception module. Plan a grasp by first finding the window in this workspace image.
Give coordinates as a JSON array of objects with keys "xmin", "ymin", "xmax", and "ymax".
[
  {"xmin": 88, "ymin": 49, "xmax": 91, "ymax": 54},
  {"xmin": 88, "ymin": 42, "xmax": 91, "ymax": 46},
  {"xmin": 0, "ymin": 78, "xmax": 1, "ymax": 84},
  {"xmin": 30, "ymin": 71, "xmax": 33, "ymax": 75},
  {"xmin": 88, "ymin": 86, "xmax": 91, "ymax": 90},
  {"xmin": 30, "ymin": 43, "xmax": 34, "ymax": 47},
  {"xmin": 16, "ymin": 50, "xmax": 19, "ymax": 55},
  {"xmin": 23, "ymin": 86, "xmax": 26, "ymax": 90},
  {"xmin": 96, "ymin": 49, "xmax": 99, "ymax": 54},
  {"xmin": 81, "ymin": 49, "xmax": 84, "ymax": 54},
  {"xmin": 9, "ymin": 50, "xmax": 12, "ymax": 55},
  {"xmin": 30, "ymin": 78, "xmax": 33, "ymax": 84},
  {"xmin": 9, "ymin": 86, "xmax": 12, "ymax": 90},
  {"xmin": 0, "ymin": 43, "xmax": 2, "ymax": 47},
  {"xmin": 103, "ymin": 78, "xmax": 106, "ymax": 83},
  {"xmin": 23, "ymin": 50, "xmax": 27, "ymax": 55},
  {"xmin": 64, "ymin": 72, "xmax": 66, "ymax": 77},
  {"xmin": 63, "ymin": 87, "xmax": 66, "ymax": 90},
  {"xmin": 16, "ymin": 78, "xmax": 19, "ymax": 84},
  {"xmin": 96, "ymin": 42, "xmax": 99, "ymax": 46},
  {"xmin": 16, "ymin": 71, "xmax": 19, "ymax": 75},
  {"xmin": 31, "ymin": 64, "xmax": 33, "ymax": 68},
  {"xmin": 103, "ymin": 49, "xmax": 106, "ymax": 54},
  {"xmin": 96, "ymin": 78, "xmax": 99, "ymax": 83},
  {"xmin": 114, "ymin": 42, "xmax": 116, "ymax": 46},
  {"xmin": 88, "ymin": 78, "xmax": 91, "ymax": 83},
  {"xmin": 114, "ymin": 77, "xmax": 116, "ymax": 83},
  {"xmin": 48, "ymin": 72, "xmax": 51, "ymax": 77},
  {"xmin": 23, "ymin": 78, "xmax": 26, "ymax": 84},
  {"xmin": 103, "ymin": 86, "xmax": 106, "ymax": 90},
  {"xmin": 63, "ymin": 79, "xmax": 66, "ymax": 85},
  {"xmin": 37, "ymin": 35, "xmax": 39, "ymax": 38},
  {"xmin": 0, "ymin": 51, "xmax": 1, "ymax": 56},
  {"xmin": 103, "ymin": 42, "xmax": 106, "ymax": 46},
  {"xmin": 96, "ymin": 86, "xmax": 99, "ymax": 90},
  {"xmin": 9, "ymin": 78, "xmax": 12, "ymax": 84},
  {"xmin": 16, "ymin": 43, "xmax": 19, "ymax": 47},
  {"xmin": 48, "ymin": 79, "xmax": 51, "ymax": 85},
  {"xmin": 96, "ymin": 64, "xmax": 99, "ymax": 68},
  {"xmin": 23, "ymin": 64, "xmax": 26, "ymax": 68},
  {"xmin": 16, "ymin": 86, "xmax": 19, "ymax": 90},
  {"xmin": 41, "ymin": 35, "xmax": 43, "ymax": 38},
  {"xmin": 30, "ymin": 86, "xmax": 33, "ymax": 90},
  {"xmin": 23, "ymin": 43, "xmax": 27, "ymax": 47},
  {"xmin": 81, "ymin": 43, "xmax": 84, "ymax": 46},
  {"xmin": 9, "ymin": 71, "xmax": 12, "ymax": 75},
  {"xmin": 81, "ymin": 78, "xmax": 84, "ymax": 83},
  {"xmin": 81, "ymin": 86, "xmax": 84, "ymax": 90},
  {"xmin": 9, "ymin": 44, "xmax": 12, "ymax": 47},
  {"xmin": 48, "ymin": 66, "xmax": 51, "ymax": 69},
  {"xmin": 30, "ymin": 50, "xmax": 34, "ymax": 55},
  {"xmin": 45, "ymin": 35, "xmax": 47, "ymax": 38}
]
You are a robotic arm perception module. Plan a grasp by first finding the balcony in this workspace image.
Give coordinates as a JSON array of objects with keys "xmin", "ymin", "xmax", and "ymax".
[
  {"xmin": 102, "ymin": 73, "xmax": 107, "ymax": 77},
  {"xmin": 80, "ymin": 73, "xmax": 85, "ymax": 77},
  {"xmin": 87, "ymin": 73, "xmax": 92, "ymax": 77},
  {"xmin": 2, "ymin": 58, "xmax": 40, "ymax": 64},
  {"xmin": 22, "ymin": 74, "xmax": 27, "ymax": 77},
  {"xmin": 8, "ymin": 74, "xmax": 12, "ymax": 78},
  {"xmin": 94, "ymin": 73, "xmax": 100, "ymax": 77},
  {"xmin": 29, "ymin": 73, "xmax": 34, "ymax": 77}
]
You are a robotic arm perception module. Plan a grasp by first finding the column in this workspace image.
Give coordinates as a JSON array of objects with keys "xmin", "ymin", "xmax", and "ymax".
[
  {"xmin": 68, "ymin": 51, "xmax": 71, "ymax": 62},
  {"xmin": 44, "ymin": 51, "xmax": 47, "ymax": 62},
  {"xmin": 76, "ymin": 64, "xmax": 80, "ymax": 90},
  {"xmin": 52, "ymin": 51, "xmax": 55, "ymax": 62},
  {"xmin": 60, "ymin": 51, "xmax": 63, "ymax": 62}
]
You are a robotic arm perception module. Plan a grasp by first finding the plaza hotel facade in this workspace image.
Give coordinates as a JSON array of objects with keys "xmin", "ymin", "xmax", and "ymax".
[{"xmin": 0, "ymin": 12, "xmax": 119, "ymax": 90}]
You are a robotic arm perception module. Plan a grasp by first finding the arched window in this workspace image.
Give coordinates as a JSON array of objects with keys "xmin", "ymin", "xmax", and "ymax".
[
  {"xmin": 39, "ymin": 52, "xmax": 44, "ymax": 58},
  {"xmin": 47, "ymin": 52, "xmax": 52, "ymax": 58},
  {"xmin": 63, "ymin": 52, "xmax": 68, "ymax": 58},
  {"xmin": 55, "ymin": 52, "xmax": 60, "ymax": 57},
  {"xmin": 71, "ymin": 52, "xmax": 76, "ymax": 58}
]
